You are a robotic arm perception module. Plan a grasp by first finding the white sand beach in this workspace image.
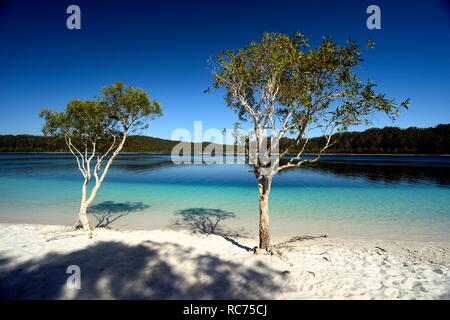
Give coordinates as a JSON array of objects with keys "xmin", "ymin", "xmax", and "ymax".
[{"xmin": 0, "ymin": 223, "xmax": 449, "ymax": 300}]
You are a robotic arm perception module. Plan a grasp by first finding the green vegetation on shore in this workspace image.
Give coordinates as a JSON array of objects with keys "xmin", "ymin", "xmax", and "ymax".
[
  {"xmin": 1, "ymin": 124, "xmax": 449, "ymax": 154},
  {"xmin": 286, "ymin": 124, "xmax": 450, "ymax": 154}
]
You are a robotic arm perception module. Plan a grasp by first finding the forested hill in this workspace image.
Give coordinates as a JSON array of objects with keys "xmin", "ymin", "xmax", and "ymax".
[
  {"xmin": 0, "ymin": 135, "xmax": 182, "ymax": 153},
  {"xmin": 289, "ymin": 124, "xmax": 450, "ymax": 154},
  {"xmin": 0, "ymin": 124, "xmax": 449, "ymax": 154}
]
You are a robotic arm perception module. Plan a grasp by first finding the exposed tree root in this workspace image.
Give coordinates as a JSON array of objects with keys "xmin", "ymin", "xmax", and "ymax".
[
  {"xmin": 253, "ymin": 246, "xmax": 293, "ymax": 266},
  {"xmin": 252, "ymin": 234, "xmax": 329, "ymax": 266},
  {"xmin": 71, "ymin": 221, "xmax": 94, "ymax": 239}
]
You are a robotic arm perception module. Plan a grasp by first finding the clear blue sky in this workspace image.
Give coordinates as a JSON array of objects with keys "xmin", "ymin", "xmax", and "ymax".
[{"xmin": 0, "ymin": 0, "xmax": 449, "ymax": 141}]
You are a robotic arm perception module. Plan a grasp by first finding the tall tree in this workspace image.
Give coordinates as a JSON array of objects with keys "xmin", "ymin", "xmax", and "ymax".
[
  {"xmin": 40, "ymin": 82, "xmax": 162, "ymax": 235},
  {"xmin": 211, "ymin": 32, "xmax": 409, "ymax": 251}
]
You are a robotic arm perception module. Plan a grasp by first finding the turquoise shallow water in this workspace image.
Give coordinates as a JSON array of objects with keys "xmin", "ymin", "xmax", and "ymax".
[{"xmin": 0, "ymin": 154, "xmax": 449, "ymax": 241}]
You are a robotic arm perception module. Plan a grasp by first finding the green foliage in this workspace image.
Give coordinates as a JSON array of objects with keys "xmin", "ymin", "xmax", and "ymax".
[
  {"xmin": 40, "ymin": 100, "xmax": 112, "ymax": 146},
  {"xmin": 280, "ymin": 124, "xmax": 450, "ymax": 154},
  {"xmin": 0, "ymin": 134, "xmax": 211, "ymax": 154},
  {"xmin": 212, "ymin": 32, "xmax": 409, "ymax": 135},
  {"xmin": 39, "ymin": 82, "xmax": 162, "ymax": 150},
  {"xmin": 101, "ymin": 82, "xmax": 162, "ymax": 133}
]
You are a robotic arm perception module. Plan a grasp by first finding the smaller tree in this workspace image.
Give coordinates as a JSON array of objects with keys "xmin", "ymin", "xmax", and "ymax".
[{"xmin": 40, "ymin": 82, "xmax": 162, "ymax": 235}]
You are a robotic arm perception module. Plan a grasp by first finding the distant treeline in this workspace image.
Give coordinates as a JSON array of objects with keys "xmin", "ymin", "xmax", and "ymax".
[
  {"xmin": 1, "ymin": 124, "xmax": 449, "ymax": 154},
  {"xmin": 285, "ymin": 124, "xmax": 450, "ymax": 154},
  {"xmin": 0, "ymin": 135, "xmax": 182, "ymax": 153}
]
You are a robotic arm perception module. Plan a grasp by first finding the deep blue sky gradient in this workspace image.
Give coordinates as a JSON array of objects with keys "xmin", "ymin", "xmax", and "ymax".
[{"xmin": 0, "ymin": 0, "xmax": 449, "ymax": 140}]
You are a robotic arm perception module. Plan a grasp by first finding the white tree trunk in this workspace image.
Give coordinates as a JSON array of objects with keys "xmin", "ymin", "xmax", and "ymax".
[
  {"xmin": 258, "ymin": 175, "xmax": 272, "ymax": 250},
  {"xmin": 76, "ymin": 177, "xmax": 92, "ymax": 231},
  {"xmin": 71, "ymin": 132, "xmax": 128, "ymax": 235},
  {"xmin": 77, "ymin": 203, "xmax": 90, "ymax": 231}
]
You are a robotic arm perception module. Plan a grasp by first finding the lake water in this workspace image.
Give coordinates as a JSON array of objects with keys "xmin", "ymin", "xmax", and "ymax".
[{"xmin": 0, "ymin": 153, "xmax": 450, "ymax": 241}]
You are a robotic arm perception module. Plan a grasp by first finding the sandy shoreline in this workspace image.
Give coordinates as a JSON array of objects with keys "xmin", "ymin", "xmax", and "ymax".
[{"xmin": 0, "ymin": 223, "xmax": 449, "ymax": 300}]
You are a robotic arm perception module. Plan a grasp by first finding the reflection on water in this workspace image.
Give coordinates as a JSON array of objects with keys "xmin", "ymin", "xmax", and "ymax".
[
  {"xmin": 1, "ymin": 153, "xmax": 449, "ymax": 187},
  {"xmin": 281, "ymin": 161, "xmax": 450, "ymax": 187}
]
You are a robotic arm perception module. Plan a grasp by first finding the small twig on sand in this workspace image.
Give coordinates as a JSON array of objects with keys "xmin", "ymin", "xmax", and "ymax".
[
  {"xmin": 274, "ymin": 234, "xmax": 328, "ymax": 248},
  {"xmin": 46, "ymin": 233, "xmax": 83, "ymax": 242},
  {"xmin": 45, "ymin": 228, "xmax": 87, "ymax": 242},
  {"xmin": 307, "ymin": 271, "xmax": 316, "ymax": 277},
  {"xmin": 270, "ymin": 248, "xmax": 293, "ymax": 266},
  {"xmin": 253, "ymin": 246, "xmax": 293, "ymax": 266}
]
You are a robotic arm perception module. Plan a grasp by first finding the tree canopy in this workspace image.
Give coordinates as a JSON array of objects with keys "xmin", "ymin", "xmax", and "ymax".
[
  {"xmin": 39, "ymin": 82, "xmax": 162, "ymax": 150},
  {"xmin": 212, "ymin": 32, "xmax": 410, "ymax": 169}
]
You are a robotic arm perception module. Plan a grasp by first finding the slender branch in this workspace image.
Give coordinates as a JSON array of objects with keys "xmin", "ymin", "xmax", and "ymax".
[
  {"xmin": 85, "ymin": 140, "xmax": 96, "ymax": 180},
  {"xmin": 276, "ymin": 126, "xmax": 336, "ymax": 172},
  {"xmin": 65, "ymin": 136, "xmax": 86, "ymax": 178},
  {"xmin": 87, "ymin": 132, "xmax": 127, "ymax": 205},
  {"xmin": 93, "ymin": 134, "xmax": 117, "ymax": 184}
]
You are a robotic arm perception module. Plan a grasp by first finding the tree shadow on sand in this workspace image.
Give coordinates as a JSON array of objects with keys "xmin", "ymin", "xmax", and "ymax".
[
  {"xmin": 172, "ymin": 208, "xmax": 251, "ymax": 251},
  {"xmin": 0, "ymin": 240, "xmax": 289, "ymax": 299},
  {"xmin": 88, "ymin": 201, "xmax": 150, "ymax": 228}
]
